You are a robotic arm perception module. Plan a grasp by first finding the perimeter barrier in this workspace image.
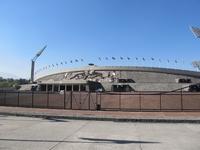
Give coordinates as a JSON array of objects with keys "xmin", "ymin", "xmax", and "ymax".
[{"xmin": 0, "ymin": 90, "xmax": 200, "ymax": 111}]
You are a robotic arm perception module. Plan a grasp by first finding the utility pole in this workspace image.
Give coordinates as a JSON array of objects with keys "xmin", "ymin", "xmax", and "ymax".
[{"xmin": 31, "ymin": 45, "xmax": 46, "ymax": 83}]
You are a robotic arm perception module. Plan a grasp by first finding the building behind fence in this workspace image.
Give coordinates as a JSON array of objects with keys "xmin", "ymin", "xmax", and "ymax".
[{"xmin": 0, "ymin": 91, "xmax": 200, "ymax": 111}]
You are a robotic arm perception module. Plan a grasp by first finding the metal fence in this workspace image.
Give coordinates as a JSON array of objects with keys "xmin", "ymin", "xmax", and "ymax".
[{"xmin": 0, "ymin": 91, "xmax": 200, "ymax": 111}]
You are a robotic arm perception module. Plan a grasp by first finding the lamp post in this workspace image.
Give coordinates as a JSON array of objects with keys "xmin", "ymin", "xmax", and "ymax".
[
  {"xmin": 190, "ymin": 26, "xmax": 200, "ymax": 71},
  {"xmin": 31, "ymin": 45, "xmax": 46, "ymax": 83},
  {"xmin": 190, "ymin": 26, "xmax": 200, "ymax": 38}
]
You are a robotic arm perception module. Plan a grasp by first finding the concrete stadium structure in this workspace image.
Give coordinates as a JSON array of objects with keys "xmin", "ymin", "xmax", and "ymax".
[
  {"xmin": 4, "ymin": 65, "xmax": 200, "ymax": 112},
  {"xmin": 34, "ymin": 65, "xmax": 200, "ymax": 92}
]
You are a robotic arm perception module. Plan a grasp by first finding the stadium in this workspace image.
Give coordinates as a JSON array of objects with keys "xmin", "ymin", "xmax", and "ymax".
[
  {"xmin": 2, "ymin": 26, "xmax": 200, "ymax": 111},
  {"xmin": 34, "ymin": 64, "xmax": 200, "ymax": 93}
]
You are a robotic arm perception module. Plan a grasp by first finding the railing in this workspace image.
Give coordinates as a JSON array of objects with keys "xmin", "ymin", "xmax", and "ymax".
[{"xmin": 0, "ymin": 90, "xmax": 200, "ymax": 111}]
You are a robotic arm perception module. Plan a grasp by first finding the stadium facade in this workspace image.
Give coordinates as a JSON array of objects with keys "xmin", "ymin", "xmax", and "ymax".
[{"xmin": 34, "ymin": 65, "xmax": 200, "ymax": 92}]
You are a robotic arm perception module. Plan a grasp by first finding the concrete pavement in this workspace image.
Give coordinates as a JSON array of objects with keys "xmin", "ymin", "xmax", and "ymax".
[{"xmin": 0, "ymin": 115, "xmax": 200, "ymax": 150}]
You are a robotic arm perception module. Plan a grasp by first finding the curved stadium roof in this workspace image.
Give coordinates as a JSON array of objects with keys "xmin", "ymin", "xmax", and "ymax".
[{"xmin": 35, "ymin": 65, "xmax": 200, "ymax": 81}]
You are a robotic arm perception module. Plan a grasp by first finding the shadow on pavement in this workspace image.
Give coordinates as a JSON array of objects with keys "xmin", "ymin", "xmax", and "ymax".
[
  {"xmin": 42, "ymin": 117, "xmax": 69, "ymax": 122},
  {"xmin": 0, "ymin": 138, "xmax": 160, "ymax": 144},
  {"xmin": 79, "ymin": 137, "xmax": 160, "ymax": 144}
]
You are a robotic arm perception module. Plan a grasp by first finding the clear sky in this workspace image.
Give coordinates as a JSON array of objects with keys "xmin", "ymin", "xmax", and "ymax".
[{"xmin": 0, "ymin": 0, "xmax": 200, "ymax": 79}]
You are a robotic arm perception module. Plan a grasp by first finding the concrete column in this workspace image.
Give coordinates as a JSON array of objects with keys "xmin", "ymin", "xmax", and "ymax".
[
  {"xmin": 52, "ymin": 84, "xmax": 54, "ymax": 92},
  {"xmin": 58, "ymin": 84, "xmax": 60, "ymax": 92},
  {"xmin": 46, "ymin": 84, "xmax": 48, "ymax": 92}
]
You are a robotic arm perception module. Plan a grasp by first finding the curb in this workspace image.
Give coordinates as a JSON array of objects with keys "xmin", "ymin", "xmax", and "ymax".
[{"xmin": 0, "ymin": 112, "xmax": 200, "ymax": 124}]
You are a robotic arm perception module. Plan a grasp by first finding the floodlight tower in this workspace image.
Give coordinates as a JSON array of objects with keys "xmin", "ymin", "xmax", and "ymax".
[
  {"xmin": 192, "ymin": 61, "xmax": 200, "ymax": 71},
  {"xmin": 31, "ymin": 45, "xmax": 46, "ymax": 83},
  {"xmin": 190, "ymin": 26, "xmax": 200, "ymax": 71},
  {"xmin": 190, "ymin": 26, "xmax": 200, "ymax": 38}
]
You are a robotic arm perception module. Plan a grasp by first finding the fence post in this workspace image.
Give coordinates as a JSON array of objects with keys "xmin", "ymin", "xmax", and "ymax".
[
  {"xmin": 181, "ymin": 89, "xmax": 183, "ymax": 111},
  {"xmin": 70, "ymin": 91, "xmax": 72, "ymax": 109},
  {"xmin": 64, "ymin": 90, "xmax": 66, "ymax": 109},
  {"xmin": 4, "ymin": 92, "xmax": 6, "ymax": 106},
  {"xmin": 139, "ymin": 92, "xmax": 141, "ymax": 111},
  {"xmin": 96, "ymin": 92, "xmax": 101, "ymax": 110},
  {"xmin": 17, "ymin": 92, "xmax": 20, "ymax": 107},
  {"xmin": 47, "ymin": 91, "xmax": 49, "ymax": 108},
  {"xmin": 100, "ymin": 92, "xmax": 101, "ymax": 109},
  {"xmin": 119, "ymin": 92, "xmax": 121, "ymax": 111},
  {"xmin": 88, "ymin": 92, "xmax": 90, "ymax": 110},
  {"xmin": 96, "ymin": 92, "xmax": 97, "ymax": 108},
  {"xmin": 160, "ymin": 93, "xmax": 162, "ymax": 111},
  {"xmin": 79, "ymin": 91, "xmax": 81, "ymax": 109},
  {"xmin": 32, "ymin": 91, "xmax": 34, "ymax": 108}
]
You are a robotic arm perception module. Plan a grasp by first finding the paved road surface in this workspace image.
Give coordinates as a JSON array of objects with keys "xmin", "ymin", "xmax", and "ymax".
[{"xmin": 0, "ymin": 115, "xmax": 200, "ymax": 150}]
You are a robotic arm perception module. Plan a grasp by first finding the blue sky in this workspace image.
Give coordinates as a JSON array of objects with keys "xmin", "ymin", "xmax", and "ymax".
[{"xmin": 0, "ymin": 0, "xmax": 200, "ymax": 79}]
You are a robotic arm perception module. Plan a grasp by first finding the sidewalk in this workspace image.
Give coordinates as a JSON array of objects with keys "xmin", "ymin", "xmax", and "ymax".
[{"xmin": 0, "ymin": 106, "xmax": 200, "ymax": 123}]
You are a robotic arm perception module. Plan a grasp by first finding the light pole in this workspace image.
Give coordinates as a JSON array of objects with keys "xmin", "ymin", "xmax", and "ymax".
[
  {"xmin": 190, "ymin": 26, "xmax": 200, "ymax": 38},
  {"xmin": 31, "ymin": 45, "xmax": 46, "ymax": 83},
  {"xmin": 190, "ymin": 26, "xmax": 200, "ymax": 71},
  {"xmin": 192, "ymin": 61, "xmax": 200, "ymax": 71}
]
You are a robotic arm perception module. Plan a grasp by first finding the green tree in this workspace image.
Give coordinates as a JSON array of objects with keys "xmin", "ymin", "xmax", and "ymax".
[{"xmin": 0, "ymin": 76, "xmax": 29, "ymax": 88}]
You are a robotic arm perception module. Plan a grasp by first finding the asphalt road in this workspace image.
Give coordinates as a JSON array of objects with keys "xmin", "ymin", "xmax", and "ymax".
[{"xmin": 0, "ymin": 115, "xmax": 200, "ymax": 150}]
